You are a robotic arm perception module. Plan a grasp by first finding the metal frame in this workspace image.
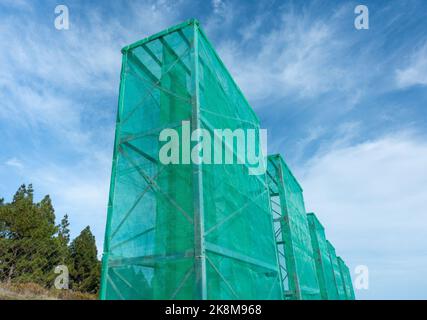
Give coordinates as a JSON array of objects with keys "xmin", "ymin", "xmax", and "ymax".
[
  {"xmin": 267, "ymin": 155, "xmax": 300, "ymax": 299},
  {"xmin": 190, "ymin": 21, "xmax": 207, "ymax": 299},
  {"xmin": 100, "ymin": 20, "xmax": 282, "ymax": 300},
  {"xmin": 326, "ymin": 240, "xmax": 347, "ymax": 300}
]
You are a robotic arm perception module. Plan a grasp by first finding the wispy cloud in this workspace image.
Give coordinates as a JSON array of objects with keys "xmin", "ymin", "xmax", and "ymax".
[
  {"xmin": 212, "ymin": 0, "xmax": 225, "ymax": 14},
  {"xmin": 5, "ymin": 157, "xmax": 24, "ymax": 169},
  {"xmin": 213, "ymin": 4, "xmax": 358, "ymax": 102},
  {"xmin": 29, "ymin": 160, "xmax": 111, "ymax": 251},
  {"xmin": 3, "ymin": 151, "xmax": 112, "ymax": 251},
  {"xmin": 297, "ymin": 131, "xmax": 427, "ymax": 299},
  {"xmin": 0, "ymin": 0, "xmax": 32, "ymax": 11},
  {"xmin": 396, "ymin": 42, "xmax": 427, "ymax": 88},
  {"xmin": 0, "ymin": 0, "xmax": 179, "ymax": 251}
]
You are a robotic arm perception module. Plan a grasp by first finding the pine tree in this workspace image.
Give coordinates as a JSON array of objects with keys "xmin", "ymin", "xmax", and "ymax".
[
  {"xmin": 58, "ymin": 214, "xmax": 70, "ymax": 244},
  {"xmin": 0, "ymin": 184, "xmax": 66, "ymax": 285},
  {"xmin": 38, "ymin": 195, "xmax": 56, "ymax": 226},
  {"xmin": 57, "ymin": 214, "xmax": 71, "ymax": 267},
  {"xmin": 69, "ymin": 226, "xmax": 100, "ymax": 293},
  {"xmin": 12, "ymin": 184, "xmax": 27, "ymax": 203},
  {"xmin": 1, "ymin": 185, "xmax": 100, "ymax": 293}
]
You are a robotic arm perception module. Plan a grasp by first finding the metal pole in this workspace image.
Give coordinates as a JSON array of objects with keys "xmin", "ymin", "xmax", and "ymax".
[{"xmin": 191, "ymin": 20, "xmax": 207, "ymax": 300}]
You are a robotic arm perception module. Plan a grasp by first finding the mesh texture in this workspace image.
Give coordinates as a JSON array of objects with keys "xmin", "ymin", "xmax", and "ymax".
[
  {"xmin": 100, "ymin": 19, "xmax": 354, "ymax": 301},
  {"xmin": 338, "ymin": 257, "xmax": 355, "ymax": 300},
  {"xmin": 100, "ymin": 19, "xmax": 282, "ymax": 300},
  {"xmin": 326, "ymin": 240, "xmax": 347, "ymax": 300},
  {"xmin": 267, "ymin": 154, "xmax": 321, "ymax": 300},
  {"xmin": 307, "ymin": 212, "xmax": 340, "ymax": 300}
]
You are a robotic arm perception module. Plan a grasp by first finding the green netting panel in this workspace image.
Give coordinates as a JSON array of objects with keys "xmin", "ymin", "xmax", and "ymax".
[
  {"xmin": 344, "ymin": 263, "xmax": 356, "ymax": 300},
  {"xmin": 307, "ymin": 213, "xmax": 339, "ymax": 300},
  {"xmin": 267, "ymin": 154, "xmax": 321, "ymax": 300},
  {"xmin": 197, "ymin": 24, "xmax": 282, "ymax": 300},
  {"xmin": 100, "ymin": 19, "xmax": 282, "ymax": 300},
  {"xmin": 338, "ymin": 257, "xmax": 355, "ymax": 300},
  {"xmin": 344, "ymin": 262, "xmax": 356, "ymax": 300},
  {"xmin": 326, "ymin": 240, "xmax": 346, "ymax": 300}
]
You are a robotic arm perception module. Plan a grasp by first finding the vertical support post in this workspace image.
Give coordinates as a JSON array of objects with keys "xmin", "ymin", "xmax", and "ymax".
[
  {"xmin": 100, "ymin": 53, "xmax": 128, "ymax": 300},
  {"xmin": 338, "ymin": 258, "xmax": 349, "ymax": 300},
  {"xmin": 191, "ymin": 20, "xmax": 207, "ymax": 300},
  {"xmin": 266, "ymin": 162, "xmax": 285, "ymax": 299},
  {"xmin": 277, "ymin": 158, "xmax": 301, "ymax": 300},
  {"xmin": 269, "ymin": 208, "xmax": 285, "ymax": 298},
  {"xmin": 328, "ymin": 251, "xmax": 339, "ymax": 297}
]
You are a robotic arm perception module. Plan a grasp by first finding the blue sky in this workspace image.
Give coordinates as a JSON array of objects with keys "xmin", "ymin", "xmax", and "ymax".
[{"xmin": 0, "ymin": 0, "xmax": 426, "ymax": 299}]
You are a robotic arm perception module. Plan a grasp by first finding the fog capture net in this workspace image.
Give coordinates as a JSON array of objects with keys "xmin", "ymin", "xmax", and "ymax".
[
  {"xmin": 338, "ymin": 256, "xmax": 356, "ymax": 300},
  {"xmin": 307, "ymin": 213, "xmax": 340, "ymax": 300},
  {"xmin": 266, "ymin": 154, "xmax": 321, "ymax": 300},
  {"xmin": 100, "ymin": 19, "xmax": 282, "ymax": 300},
  {"xmin": 100, "ymin": 18, "xmax": 354, "ymax": 301},
  {"xmin": 327, "ymin": 240, "xmax": 347, "ymax": 300}
]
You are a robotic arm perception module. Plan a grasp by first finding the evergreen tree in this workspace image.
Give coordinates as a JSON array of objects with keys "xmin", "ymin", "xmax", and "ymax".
[
  {"xmin": 12, "ymin": 184, "xmax": 27, "ymax": 203},
  {"xmin": 0, "ymin": 184, "xmax": 100, "ymax": 293},
  {"xmin": 58, "ymin": 214, "xmax": 70, "ymax": 244},
  {"xmin": 69, "ymin": 226, "xmax": 100, "ymax": 293},
  {"xmin": 57, "ymin": 214, "xmax": 71, "ymax": 266},
  {"xmin": 0, "ymin": 185, "xmax": 65, "ymax": 285},
  {"xmin": 38, "ymin": 195, "xmax": 56, "ymax": 226}
]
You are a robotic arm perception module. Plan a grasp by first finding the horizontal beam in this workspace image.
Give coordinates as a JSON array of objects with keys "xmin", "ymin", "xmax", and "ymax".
[
  {"xmin": 120, "ymin": 121, "xmax": 184, "ymax": 144},
  {"xmin": 205, "ymin": 241, "xmax": 279, "ymax": 273},
  {"xmin": 109, "ymin": 251, "xmax": 193, "ymax": 268},
  {"xmin": 122, "ymin": 19, "xmax": 199, "ymax": 53}
]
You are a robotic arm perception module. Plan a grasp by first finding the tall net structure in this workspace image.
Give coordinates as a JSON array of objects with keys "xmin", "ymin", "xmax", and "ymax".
[
  {"xmin": 338, "ymin": 257, "xmax": 355, "ymax": 300},
  {"xmin": 307, "ymin": 213, "xmax": 340, "ymax": 300},
  {"xmin": 100, "ymin": 19, "xmax": 282, "ymax": 300},
  {"xmin": 267, "ymin": 154, "xmax": 321, "ymax": 300},
  {"xmin": 326, "ymin": 240, "xmax": 347, "ymax": 300}
]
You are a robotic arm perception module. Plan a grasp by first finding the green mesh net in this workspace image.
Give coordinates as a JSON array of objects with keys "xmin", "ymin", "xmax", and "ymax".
[
  {"xmin": 266, "ymin": 154, "xmax": 321, "ymax": 300},
  {"xmin": 326, "ymin": 240, "xmax": 347, "ymax": 300},
  {"xmin": 338, "ymin": 257, "xmax": 355, "ymax": 300},
  {"xmin": 100, "ymin": 19, "xmax": 282, "ymax": 300},
  {"xmin": 307, "ymin": 213, "xmax": 340, "ymax": 300},
  {"xmin": 100, "ymin": 19, "xmax": 355, "ymax": 301}
]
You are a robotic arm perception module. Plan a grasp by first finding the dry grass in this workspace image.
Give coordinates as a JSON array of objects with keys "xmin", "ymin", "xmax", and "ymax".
[{"xmin": 0, "ymin": 282, "xmax": 98, "ymax": 300}]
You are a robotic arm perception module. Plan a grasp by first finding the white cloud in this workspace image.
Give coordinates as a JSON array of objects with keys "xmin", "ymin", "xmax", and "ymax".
[
  {"xmin": 10, "ymin": 154, "xmax": 112, "ymax": 253},
  {"xmin": 396, "ymin": 42, "xmax": 427, "ymax": 88},
  {"xmin": 297, "ymin": 132, "xmax": 427, "ymax": 299},
  {"xmin": 212, "ymin": 0, "xmax": 225, "ymax": 14},
  {"xmin": 5, "ymin": 157, "xmax": 24, "ymax": 169},
  {"xmin": 205, "ymin": 0, "xmax": 236, "ymax": 33},
  {"xmin": 0, "ymin": 0, "xmax": 32, "ymax": 11},
  {"xmin": 0, "ymin": 2, "xmax": 179, "ymax": 154},
  {"xmin": 214, "ymin": 7, "xmax": 356, "ymax": 102},
  {"xmin": 0, "ymin": 1, "xmax": 179, "ymax": 251},
  {"xmin": 0, "ymin": 3, "xmax": 177, "ymax": 95},
  {"xmin": 0, "ymin": 1, "xmax": 180, "ymax": 140}
]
